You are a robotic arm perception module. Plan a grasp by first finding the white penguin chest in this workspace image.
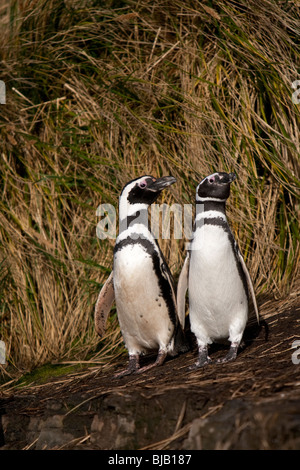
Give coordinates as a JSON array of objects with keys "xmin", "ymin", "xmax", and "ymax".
[
  {"xmin": 114, "ymin": 243, "xmax": 160, "ymax": 303},
  {"xmin": 113, "ymin": 243, "xmax": 173, "ymax": 353},
  {"xmin": 188, "ymin": 224, "xmax": 248, "ymax": 340},
  {"xmin": 191, "ymin": 224, "xmax": 234, "ymax": 273}
]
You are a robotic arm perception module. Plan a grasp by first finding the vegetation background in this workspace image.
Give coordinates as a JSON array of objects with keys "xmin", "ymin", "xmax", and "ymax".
[{"xmin": 0, "ymin": 0, "xmax": 299, "ymax": 378}]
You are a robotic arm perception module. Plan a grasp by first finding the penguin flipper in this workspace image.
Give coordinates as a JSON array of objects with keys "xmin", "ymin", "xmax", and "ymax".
[
  {"xmin": 157, "ymin": 244, "xmax": 178, "ymax": 324},
  {"xmin": 237, "ymin": 251, "xmax": 259, "ymax": 324},
  {"xmin": 176, "ymin": 253, "xmax": 190, "ymax": 329},
  {"xmin": 94, "ymin": 270, "xmax": 115, "ymax": 337}
]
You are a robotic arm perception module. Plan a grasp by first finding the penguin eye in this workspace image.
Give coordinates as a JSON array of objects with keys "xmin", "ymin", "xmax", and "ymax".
[
  {"xmin": 208, "ymin": 177, "xmax": 215, "ymax": 184},
  {"xmin": 139, "ymin": 181, "xmax": 147, "ymax": 189}
]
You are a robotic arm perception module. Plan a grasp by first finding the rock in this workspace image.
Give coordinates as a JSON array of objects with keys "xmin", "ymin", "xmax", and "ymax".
[
  {"xmin": 183, "ymin": 396, "xmax": 300, "ymax": 450},
  {"xmin": 32, "ymin": 415, "xmax": 74, "ymax": 450}
]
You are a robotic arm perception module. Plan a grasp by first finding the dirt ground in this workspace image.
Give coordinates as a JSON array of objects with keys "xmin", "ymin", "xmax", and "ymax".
[{"xmin": 0, "ymin": 294, "xmax": 299, "ymax": 450}]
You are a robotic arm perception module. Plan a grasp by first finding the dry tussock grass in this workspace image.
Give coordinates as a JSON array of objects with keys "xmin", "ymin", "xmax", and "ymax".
[{"xmin": 0, "ymin": 0, "xmax": 299, "ymax": 374}]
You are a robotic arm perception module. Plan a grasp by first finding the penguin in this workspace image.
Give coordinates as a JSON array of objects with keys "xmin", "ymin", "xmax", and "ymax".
[
  {"xmin": 95, "ymin": 175, "xmax": 187, "ymax": 377},
  {"xmin": 177, "ymin": 172, "xmax": 259, "ymax": 368}
]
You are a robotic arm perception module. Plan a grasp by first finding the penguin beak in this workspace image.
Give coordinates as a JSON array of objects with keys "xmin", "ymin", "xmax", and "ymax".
[
  {"xmin": 228, "ymin": 173, "xmax": 236, "ymax": 183},
  {"xmin": 147, "ymin": 176, "xmax": 177, "ymax": 192}
]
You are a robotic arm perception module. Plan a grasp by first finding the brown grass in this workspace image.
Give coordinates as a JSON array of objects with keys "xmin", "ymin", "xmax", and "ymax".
[{"xmin": 0, "ymin": 0, "xmax": 299, "ymax": 374}]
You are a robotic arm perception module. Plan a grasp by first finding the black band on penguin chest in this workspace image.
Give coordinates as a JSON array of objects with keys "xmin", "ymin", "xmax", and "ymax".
[
  {"xmin": 114, "ymin": 235, "xmax": 177, "ymax": 326},
  {"xmin": 119, "ymin": 209, "xmax": 148, "ymax": 234},
  {"xmin": 195, "ymin": 200, "xmax": 226, "ymax": 213}
]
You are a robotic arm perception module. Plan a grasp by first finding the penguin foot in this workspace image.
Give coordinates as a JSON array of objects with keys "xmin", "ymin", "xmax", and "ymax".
[
  {"xmin": 113, "ymin": 354, "xmax": 140, "ymax": 379},
  {"xmin": 135, "ymin": 350, "xmax": 167, "ymax": 374},
  {"xmin": 113, "ymin": 369, "xmax": 134, "ymax": 379},
  {"xmin": 189, "ymin": 357, "xmax": 212, "ymax": 370},
  {"xmin": 189, "ymin": 345, "xmax": 212, "ymax": 369},
  {"xmin": 216, "ymin": 355, "xmax": 236, "ymax": 364},
  {"xmin": 216, "ymin": 343, "xmax": 239, "ymax": 364}
]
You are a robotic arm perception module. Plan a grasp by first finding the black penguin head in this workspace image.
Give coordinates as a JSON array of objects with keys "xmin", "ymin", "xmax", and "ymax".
[
  {"xmin": 122, "ymin": 175, "xmax": 176, "ymax": 205},
  {"xmin": 196, "ymin": 172, "xmax": 236, "ymax": 202},
  {"xmin": 119, "ymin": 175, "xmax": 176, "ymax": 219}
]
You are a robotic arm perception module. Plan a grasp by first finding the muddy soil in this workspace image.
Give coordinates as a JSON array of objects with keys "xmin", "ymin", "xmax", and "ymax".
[{"xmin": 0, "ymin": 295, "xmax": 299, "ymax": 450}]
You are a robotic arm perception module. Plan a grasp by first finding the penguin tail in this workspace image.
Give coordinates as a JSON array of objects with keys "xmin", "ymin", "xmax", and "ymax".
[{"xmin": 173, "ymin": 324, "xmax": 189, "ymax": 355}]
